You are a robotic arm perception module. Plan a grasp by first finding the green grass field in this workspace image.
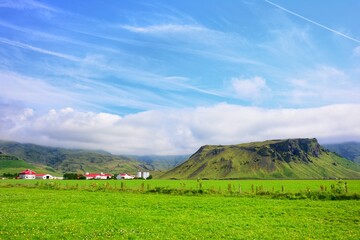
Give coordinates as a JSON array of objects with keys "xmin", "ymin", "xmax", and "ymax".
[
  {"xmin": 1, "ymin": 179, "xmax": 359, "ymax": 239},
  {"xmin": 2, "ymin": 179, "xmax": 360, "ymax": 194},
  {"xmin": 1, "ymin": 186, "xmax": 359, "ymax": 239}
]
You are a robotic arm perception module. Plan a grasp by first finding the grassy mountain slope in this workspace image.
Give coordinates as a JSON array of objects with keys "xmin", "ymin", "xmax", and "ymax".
[
  {"xmin": 161, "ymin": 138, "xmax": 360, "ymax": 179},
  {"xmin": 0, "ymin": 141, "xmax": 146, "ymax": 174},
  {"xmin": 323, "ymin": 142, "xmax": 360, "ymax": 164},
  {"xmin": 0, "ymin": 153, "xmax": 59, "ymax": 175}
]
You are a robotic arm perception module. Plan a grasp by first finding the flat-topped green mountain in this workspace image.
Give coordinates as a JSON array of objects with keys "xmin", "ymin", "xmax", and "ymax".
[{"xmin": 161, "ymin": 138, "xmax": 360, "ymax": 179}]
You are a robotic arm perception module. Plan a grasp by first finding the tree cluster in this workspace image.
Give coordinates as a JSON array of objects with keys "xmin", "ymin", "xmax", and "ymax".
[{"xmin": 63, "ymin": 173, "xmax": 86, "ymax": 180}]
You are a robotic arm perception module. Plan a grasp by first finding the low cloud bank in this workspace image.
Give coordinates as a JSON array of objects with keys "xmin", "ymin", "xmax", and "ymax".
[{"xmin": 1, "ymin": 103, "xmax": 359, "ymax": 155}]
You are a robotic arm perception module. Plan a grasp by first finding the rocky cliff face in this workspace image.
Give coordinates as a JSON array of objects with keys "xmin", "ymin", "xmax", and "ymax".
[{"xmin": 264, "ymin": 138, "xmax": 322, "ymax": 163}]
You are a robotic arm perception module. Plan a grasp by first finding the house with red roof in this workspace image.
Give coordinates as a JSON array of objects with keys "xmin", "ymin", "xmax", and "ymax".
[
  {"xmin": 19, "ymin": 169, "xmax": 36, "ymax": 179},
  {"xmin": 116, "ymin": 173, "xmax": 135, "ymax": 180},
  {"xmin": 84, "ymin": 172, "xmax": 112, "ymax": 180},
  {"xmin": 19, "ymin": 169, "xmax": 61, "ymax": 180},
  {"xmin": 35, "ymin": 174, "xmax": 54, "ymax": 180}
]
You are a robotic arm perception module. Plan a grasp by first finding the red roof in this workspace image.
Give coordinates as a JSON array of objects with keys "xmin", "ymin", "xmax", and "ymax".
[
  {"xmin": 35, "ymin": 174, "xmax": 47, "ymax": 176},
  {"xmin": 19, "ymin": 169, "xmax": 36, "ymax": 175}
]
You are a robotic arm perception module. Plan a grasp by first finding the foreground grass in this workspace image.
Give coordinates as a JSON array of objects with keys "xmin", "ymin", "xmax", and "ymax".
[
  {"xmin": 2, "ymin": 179, "xmax": 360, "ymax": 192},
  {"xmin": 0, "ymin": 187, "xmax": 359, "ymax": 239},
  {"xmin": 1, "ymin": 179, "xmax": 359, "ymax": 200}
]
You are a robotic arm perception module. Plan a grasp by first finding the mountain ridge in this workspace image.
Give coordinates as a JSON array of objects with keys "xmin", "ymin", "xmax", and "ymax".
[
  {"xmin": 161, "ymin": 138, "xmax": 360, "ymax": 179},
  {"xmin": 0, "ymin": 140, "xmax": 185, "ymax": 174}
]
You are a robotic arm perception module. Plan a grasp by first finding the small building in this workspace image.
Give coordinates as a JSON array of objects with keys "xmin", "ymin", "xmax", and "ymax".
[
  {"xmin": 35, "ymin": 174, "xmax": 54, "ymax": 180},
  {"xmin": 19, "ymin": 169, "xmax": 36, "ymax": 179},
  {"xmin": 117, "ymin": 173, "xmax": 135, "ymax": 180},
  {"xmin": 85, "ymin": 172, "xmax": 112, "ymax": 180},
  {"xmin": 137, "ymin": 171, "xmax": 150, "ymax": 179}
]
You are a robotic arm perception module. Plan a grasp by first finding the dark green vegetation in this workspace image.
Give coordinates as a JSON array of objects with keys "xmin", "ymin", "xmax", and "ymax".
[
  {"xmin": 1, "ymin": 185, "xmax": 359, "ymax": 239},
  {"xmin": 324, "ymin": 142, "xmax": 360, "ymax": 164},
  {"xmin": 0, "ymin": 140, "xmax": 184, "ymax": 175},
  {"xmin": 162, "ymin": 138, "xmax": 360, "ymax": 179}
]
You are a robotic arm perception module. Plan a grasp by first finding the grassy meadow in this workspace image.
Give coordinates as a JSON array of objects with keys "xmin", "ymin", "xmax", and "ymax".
[
  {"xmin": 2, "ymin": 179, "xmax": 360, "ymax": 195},
  {"xmin": 1, "ymin": 179, "xmax": 360, "ymax": 239}
]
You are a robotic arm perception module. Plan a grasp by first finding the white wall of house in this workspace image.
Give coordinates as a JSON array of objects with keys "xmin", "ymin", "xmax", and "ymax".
[
  {"xmin": 86, "ymin": 174, "xmax": 112, "ymax": 180},
  {"xmin": 137, "ymin": 171, "xmax": 150, "ymax": 179},
  {"xmin": 19, "ymin": 174, "xmax": 35, "ymax": 179},
  {"xmin": 95, "ymin": 175, "xmax": 109, "ymax": 180},
  {"xmin": 142, "ymin": 172, "xmax": 150, "ymax": 179},
  {"xmin": 117, "ymin": 174, "xmax": 134, "ymax": 180},
  {"xmin": 35, "ymin": 174, "xmax": 54, "ymax": 180}
]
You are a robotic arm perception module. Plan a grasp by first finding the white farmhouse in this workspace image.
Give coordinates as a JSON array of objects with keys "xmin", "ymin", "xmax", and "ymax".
[
  {"xmin": 117, "ymin": 173, "xmax": 135, "ymax": 180},
  {"xmin": 18, "ymin": 169, "xmax": 36, "ymax": 179},
  {"xmin": 84, "ymin": 172, "xmax": 112, "ymax": 180},
  {"xmin": 35, "ymin": 174, "xmax": 54, "ymax": 180},
  {"xmin": 18, "ymin": 169, "xmax": 61, "ymax": 180}
]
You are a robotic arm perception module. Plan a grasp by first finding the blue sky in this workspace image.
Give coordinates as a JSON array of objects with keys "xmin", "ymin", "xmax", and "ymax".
[{"xmin": 0, "ymin": 0, "xmax": 359, "ymax": 154}]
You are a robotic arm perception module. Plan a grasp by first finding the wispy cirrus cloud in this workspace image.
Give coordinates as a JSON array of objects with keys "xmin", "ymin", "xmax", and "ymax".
[
  {"xmin": 0, "ymin": 37, "xmax": 81, "ymax": 61},
  {"xmin": 288, "ymin": 65, "xmax": 360, "ymax": 105},
  {"xmin": 0, "ymin": 71, "xmax": 83, "ymax": 109},
  {"xmin": 121, "ymin": 24, "xmax": 207, "ymax": 34},
  {"xmin": 0, "ymin": 70, "xmax": 179, "ymax": 113},
  {"xmin": 0, "ymin": 20, "xmax": 101, "ymax": 48},
  {"xmin": 0, "ymin": 33, "xmax": 221, "ymax": 101},
  {"xmin": 120, "ymin": 22, "xmax": 263, "ymax": 67},
  {"xmin": 0, "ymin": 0, "xmax": 61, "ymax": 13},
  {"xmin": 265, "ymin": 0, "xmax": 360, "ymax": 44}
]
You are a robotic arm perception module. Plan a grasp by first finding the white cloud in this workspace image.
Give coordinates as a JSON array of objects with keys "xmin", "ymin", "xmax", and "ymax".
[
  {"xmin": 0, "ymin": 71, "xmax": 80, "ymax": 109},
  {"xmin": 353, "ymin": 46, "xmax": 360, "ymax": 57},
  {"xmin": 0, "ymin": 0, "xmax": 60, "ymax": 12},
  {"xmin": 121, "ymin": 24, "xmax": 207, "ymax": 34},
  {"xmin": 231, "ymin": 76, "xmax": 270, "ymax": 102},
  {"xmin": 0, "ymin": 69, "xmax": 222, "ymax": 114},
  {"xmin": 0, "ymin": 37, "xmax": 80, "ymax": 62},
  {"xmin": 288, "ymin": 65, "xmax": 360, "ymax": 105},
  {"xmin": 265, "ymin": 0, "xmax": 360, "ymax": 44},
  {"xmin": 1, "ymin": 103, "xmax": 359, "ymax": 155},
  {"xmin": 120, "ymin": 23, "xmax": 261, "ymax": 66}
]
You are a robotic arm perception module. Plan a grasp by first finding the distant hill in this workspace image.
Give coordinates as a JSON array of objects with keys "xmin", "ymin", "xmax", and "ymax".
[
  {"xmin": 323, "ymin": 142, "xmax": 360, "ymax": 164},
  {"xmin": 0, "ymin": 152, "xmax": 59, "ymax": 175},
  {"xmin": 161, "ymin": 138, "xmax": 360, "ymax": 179},
  {"xmin": 0, "ymin": 140, "xmax": 146, "ymax": 174},
  {"xmin": 132, "ymin": 155, "xmax": 189, "ymax": 171},
  {"xmin": 0, "ymin": 140, "xmax": 187, "ymax": 175}
]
